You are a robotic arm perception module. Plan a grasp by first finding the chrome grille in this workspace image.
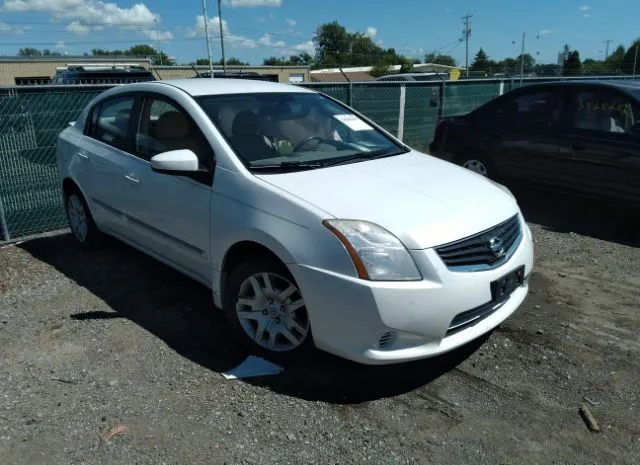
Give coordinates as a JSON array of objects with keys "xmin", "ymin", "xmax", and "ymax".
[{"xmin": 436, "ymin": 214, "xmax": 522, "ymax": 271}]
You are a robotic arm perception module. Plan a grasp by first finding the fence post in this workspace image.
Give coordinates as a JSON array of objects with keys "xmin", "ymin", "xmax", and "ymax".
[
  {"xmin": 438, "ymin": 80, "xmax": 445, "ymax": 121},
  {"xmin": 0, "ymin": 195, "xmax": 9, "ymax": 242},
  {"xmin": 348, "ymin": 81, "xmax": 353, "ymax": 107},
  {"xmin": 499, "ymin": 80, "xmax": 505, "ymax": 96},
  {"xmin": 397, "ymin": 84, "xmax": 406, "ymax": 141}
]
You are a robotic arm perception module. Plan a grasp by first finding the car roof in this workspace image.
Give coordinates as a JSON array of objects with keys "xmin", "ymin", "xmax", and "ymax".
[
  {"xmin": 518, "ymin": 79, "xmax": 640, "ymax": 92},
  {"xmin": 146, "ymin": 78, "xmax": 314, "ymax": 96}
]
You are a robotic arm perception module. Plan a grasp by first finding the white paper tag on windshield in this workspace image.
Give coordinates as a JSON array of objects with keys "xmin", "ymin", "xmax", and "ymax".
[{"xmin": 334, "ymin": 114, "xmax": 373, "ymax": 131}]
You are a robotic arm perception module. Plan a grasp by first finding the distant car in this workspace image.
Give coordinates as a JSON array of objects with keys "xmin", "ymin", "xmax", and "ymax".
[
  {"xmin": 375, "ymin": 72, "xmax": 447, "ymax": 82},
  {"xmin": 192, "ymin": 71, "xmax": 276, "ymax": 82},
  {"xmin": 429, "ymin": 80, "xmax": 640, "ymax": 206},
  {"xmin": 51, "ymin": 65, "xmax": 156, "ymax": 85},
  {"xmin": 56, "ymin": 78, "xmax": 533, "ymax": 365}
]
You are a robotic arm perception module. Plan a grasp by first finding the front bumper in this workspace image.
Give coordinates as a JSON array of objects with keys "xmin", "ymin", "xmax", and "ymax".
[{"xmin": 291, "ymin": 220, "xmax": 534, "ymax": 365}]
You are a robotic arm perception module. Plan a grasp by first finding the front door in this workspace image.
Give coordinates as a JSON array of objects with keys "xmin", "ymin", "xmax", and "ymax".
[
  {"xmin": 560, "ymin": 86, "xmax": 640, "ymax": 204},
  {"xmin": 482, "ymin": 87, "xmax": 573, "ymax": 188},
  {"xmin": 124, "ymin": 94, "xmax": 215, "ymax": 284}
]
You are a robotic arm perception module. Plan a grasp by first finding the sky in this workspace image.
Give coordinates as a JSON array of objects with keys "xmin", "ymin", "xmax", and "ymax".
[{"xmin": 0, "ymin": 0, "xmax": 638, "ymax": 66}]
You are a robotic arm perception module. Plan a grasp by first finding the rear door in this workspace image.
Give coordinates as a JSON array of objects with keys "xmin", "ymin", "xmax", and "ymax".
[
  {"xmin": 560, "ymin": 86, "xmax": 640, "ymax": 203},
  {"xmin": 78, "ymin": 94, "xmax": 140, "ymax": 233},
  {"xmin": 480, "ymin": 86, "xmax": 573, "ymax": 186}
]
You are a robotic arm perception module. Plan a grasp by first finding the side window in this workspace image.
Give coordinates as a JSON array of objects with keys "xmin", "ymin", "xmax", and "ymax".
[
  {"xmin": 135, "ymin": 97, "xmax": 213, "ymax": 170},
  {"xmin": 495, "ymin": 90, "xmax": 563, "ymax": 128},
  {"xmin": 91, "ymin": 96, "xmax": 136, "ymax": 151},
  {"xmin": 570, "ymin": 90, "xmax": 640, "ymax": 137}
]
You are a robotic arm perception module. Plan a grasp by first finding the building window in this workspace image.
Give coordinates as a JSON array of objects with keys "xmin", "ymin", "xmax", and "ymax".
[
  {"xmin": 14, "ymin": 77, "xmax": 51, "ymax": 86},
  {"xmin": 288, "ymin": 74, "xmax": 304, "ymax": 84}
]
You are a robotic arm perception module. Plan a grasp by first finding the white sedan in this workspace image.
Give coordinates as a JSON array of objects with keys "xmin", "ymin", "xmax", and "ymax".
[{"xmin": 56, "ymin": 78, "xmax": 534, "ymax": 365}]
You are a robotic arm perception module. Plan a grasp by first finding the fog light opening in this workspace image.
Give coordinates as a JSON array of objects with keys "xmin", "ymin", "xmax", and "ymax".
[{"xmin": 377, "ymin": 331, "xmax": 396, "ymax": 349}]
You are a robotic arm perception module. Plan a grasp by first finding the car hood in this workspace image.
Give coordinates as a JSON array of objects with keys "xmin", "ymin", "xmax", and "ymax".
[{"xmin": 256, "ymin": 150, "xmax": 520, "ymax": 250}]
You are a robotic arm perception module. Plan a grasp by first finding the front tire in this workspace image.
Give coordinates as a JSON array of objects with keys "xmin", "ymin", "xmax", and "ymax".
[
  {"xmin": 223, "ymin": 257, "xmax": 313, "ymax": 362},
  {"xmin": 454, "ymin": 155, "xmax": 493, "ymax": 178},
  {"xmin": 65, "ymin": 189, "xmax": 102, "ymax": 247}
]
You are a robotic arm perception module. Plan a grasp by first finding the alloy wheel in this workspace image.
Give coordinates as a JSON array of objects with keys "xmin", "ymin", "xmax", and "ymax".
[
  {"xmin": 235, "ymin": 272, "xmax": 309, "ymax": 352},
  {"xmin": 462, "ymin": 159, "xmax": 489, "ymax": 177},
  {"xmin": 67, "ymin": 194, "xmax": 89, "ymax": 242}
]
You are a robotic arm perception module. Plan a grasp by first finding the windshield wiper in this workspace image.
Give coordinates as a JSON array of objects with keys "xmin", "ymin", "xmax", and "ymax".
[
  {"xmin": 247, "ymin": 160, "xmax": 325, "ymax": 171},
  {"xmin": 318, "ymin": 148, "xmax": 408, "ymax": 167}
]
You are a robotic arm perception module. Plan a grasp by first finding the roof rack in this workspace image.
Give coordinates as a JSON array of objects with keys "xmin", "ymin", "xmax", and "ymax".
[{"xmin": 56, "ymin": 64, "xmax": 149, "ymax": 72}]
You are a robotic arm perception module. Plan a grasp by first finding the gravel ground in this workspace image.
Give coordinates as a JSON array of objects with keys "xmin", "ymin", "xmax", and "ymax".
[{"xmin": 1, "ymin": 187, "xmax": 639, "ymax": 465}]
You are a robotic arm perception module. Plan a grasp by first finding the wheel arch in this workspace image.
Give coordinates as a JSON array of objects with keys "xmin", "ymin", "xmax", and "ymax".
[{"xmin": 215, "ymin": 233, "xmax": 297, "ymax": 309}]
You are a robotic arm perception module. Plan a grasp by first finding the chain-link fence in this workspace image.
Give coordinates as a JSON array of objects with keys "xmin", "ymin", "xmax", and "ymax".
[
  {"xmin": 1, "ymin": 75, "xmax": 638, "ymax": 243},
  {"xmin": 0, "ymin": 85, "xmax": 110, "ymax": 242}
]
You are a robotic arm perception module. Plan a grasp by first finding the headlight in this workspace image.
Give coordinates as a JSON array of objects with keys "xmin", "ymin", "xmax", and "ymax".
[{"xmin": 323, "ymin": 219, "xmax": 422, "ymax": 281}]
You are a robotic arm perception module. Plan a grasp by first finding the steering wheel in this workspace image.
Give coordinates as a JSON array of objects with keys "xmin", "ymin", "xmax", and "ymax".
[{"xmin": 293, "ymin": 136, "xmax": 324, "ymax": 152}]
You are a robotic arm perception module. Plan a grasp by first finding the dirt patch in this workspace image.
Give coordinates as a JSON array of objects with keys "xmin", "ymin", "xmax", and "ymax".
[{"xmin": 1, "ymin": 191, "xmax": 639, "ymax": 465}]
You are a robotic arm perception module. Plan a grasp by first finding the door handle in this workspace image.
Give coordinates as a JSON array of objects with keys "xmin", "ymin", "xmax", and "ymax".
[
  {"xmin": 124, "ymin": 174, "xmax": 140, "ymax": 184},
  {"xmin": 76, "ymin": 152, "xmax": 89, "ymax": 159}
]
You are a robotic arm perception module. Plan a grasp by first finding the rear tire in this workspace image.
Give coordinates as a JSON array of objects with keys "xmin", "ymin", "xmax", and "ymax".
[
  {"xmin": 223, "ymin": 256, "xmax": 314, "ymax": 363},
  {"xmin": 64, "ymin": 188, "xmax": 102, "ymax": 247}
]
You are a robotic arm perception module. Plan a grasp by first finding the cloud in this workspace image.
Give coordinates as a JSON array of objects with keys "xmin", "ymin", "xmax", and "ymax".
[
  {"xmin": 0, "ymin": 20, "xmax": 26, "ymax": 33},
  {"xmin": 285, "ymin": 18, "xmax": 296, "ymax": 26},
  {"xmin": 2, "ymin": 0, "xmax": 172, "ymax": 40},
  {"xmin": 66, "ymin": 20, "xmax": 90, "ymax": 35},
  {"xmin": 187, "ymin": 15, "xmax": 257, "ymax": 48},
  {"xmin": 55, "ymin": 40, "xmax": 65, "ymax": 50},
  {"xmin": 141, "ymin": 29, "xmax": 173, "ymax": 41},
  {"xmin": 293, "ymin": 40, "xmax": 314, "ymax": 55},
  {"xmin": 223, "ymin": 0, "xmax": 281, "ymax": 7},
  {"xmin": 584, "ymin": 13, "xmax": 592, "ymax": 18},
  {"xmin": 539, "ymin": 29, "xmax": 552, "ymax": 36},
  {"xmin": 580, "ymin": 5, "xmax": 590, "ymax": 10},
  {"xmin": 258, "ymin": 33, "xmax": 285, "ymax": 48},
  {"xmin": 365, "ymin": 26, "xmax": 377, "ymax": 39}
]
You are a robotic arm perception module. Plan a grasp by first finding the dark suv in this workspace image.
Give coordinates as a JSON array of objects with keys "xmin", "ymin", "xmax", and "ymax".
[{"xmin": 51, "ymin": 65, "xmax": 156, "ymax": 85}]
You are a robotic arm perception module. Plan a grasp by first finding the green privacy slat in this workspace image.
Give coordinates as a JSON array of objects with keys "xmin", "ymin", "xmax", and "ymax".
[{"xmin": 1, "ymin": 76, "xmax": 636, "ymax": 241}]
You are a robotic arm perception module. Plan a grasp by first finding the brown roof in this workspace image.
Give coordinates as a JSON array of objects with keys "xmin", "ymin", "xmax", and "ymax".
[{"xmin": 311, "ymin": 71, "xmax": 374, "ymax": 82}]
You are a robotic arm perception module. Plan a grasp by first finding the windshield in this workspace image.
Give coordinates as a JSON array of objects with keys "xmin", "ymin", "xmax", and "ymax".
[{"xmin": 196, "ymin": 92, "xmax": 406, "ymax": 169}]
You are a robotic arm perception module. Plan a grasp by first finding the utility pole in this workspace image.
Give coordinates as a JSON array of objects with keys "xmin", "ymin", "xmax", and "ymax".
[
  {"xmin": 633, "ymin": 44, "xmax": 638, "ymax": 78},
  {"xmin": 154, "ymin": 18, "xmax": 162, "ymax": 65},
  {"xmin": 604, "ymin": 39, "xmax": 613, "ymax": 60},
  {"xmin": 520, "ymin": 32, "xmax": 526, "ymax": 85},
  {"xmin": 462, "ymin": 13, "xmax": 472, "ymax": 77},
  {"xmin": 201, "ymin": 0, "xmax": 214, "ymax": 78},
  {"xmin": 217, "ymin": 0, "xmax": 227, "ymax": 73}
]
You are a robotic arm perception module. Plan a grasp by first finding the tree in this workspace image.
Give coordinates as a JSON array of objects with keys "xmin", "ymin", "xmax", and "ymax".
[
  {"xmin": 470, "ymin": 48, "xmax": 490, "ymax": 72},
  {"xmin": 370, "ymin": 60, "xmax": 392, "ymax": 78},
  {"xmin": 312, "ymin": 21, "xmax": 410, "ymax": 69},
  {"xmin": 194, "ymin": 57, "xmax": 249, "ymax": 66},
  {"xmin": 424, "ymin": 53, "xmax": 456, "ymax": 67},
  {"xmin": 91, "ymin": 44, "xmax": 173, "ymax": 65},
  {"xmin": 605, "ymin": 44, "xmax": 626, "ymax": 71},
  {"xmin": 515, "ymin": 53, "xmax": 536, "ymax": 73},
  {"xmin": 563, "ymin": 50, "xmax": 582, "ymax": 76},
  {"xmin": 18, "ymin": 48, "xmax": 43, "ymax": 56},
  {"xmin": 262, "ymin": 53, "xmax": 313, "ymax": 66},
  {"xmin": 621, "ymin": 38, "xmax": 640, "ymax": 74}
]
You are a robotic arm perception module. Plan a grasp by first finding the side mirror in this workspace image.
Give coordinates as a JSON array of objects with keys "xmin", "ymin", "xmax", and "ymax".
[{"xmin": 150, "ymin": 149, "xmax": 199, "ymax": 174}]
